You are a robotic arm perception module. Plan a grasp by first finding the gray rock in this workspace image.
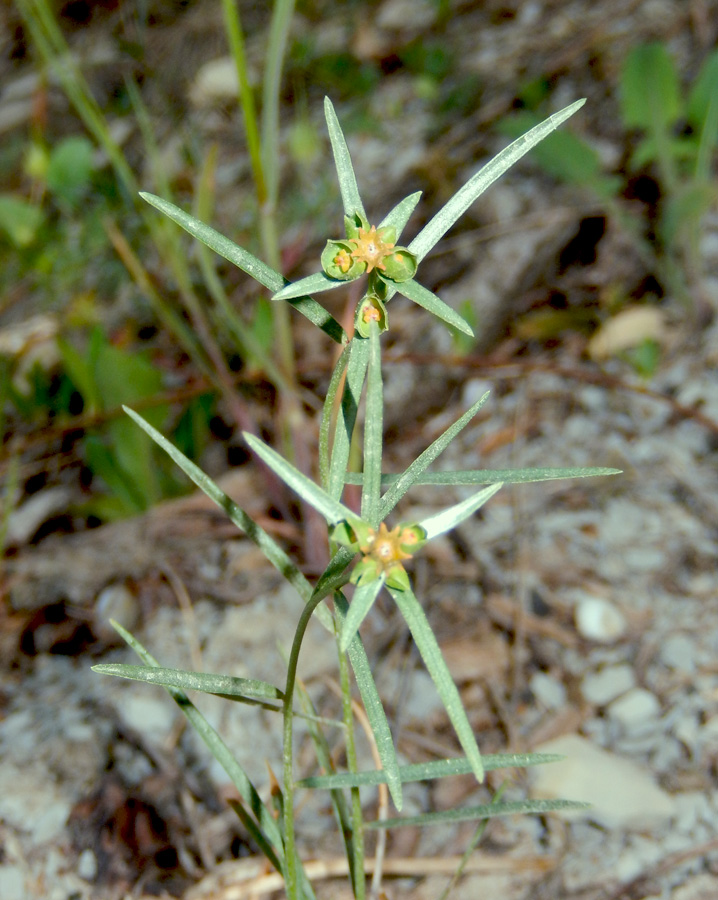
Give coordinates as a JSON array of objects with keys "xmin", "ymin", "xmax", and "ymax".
[
  {"xmin": 581, "ymin": 664, "xmax": 635, "ymax": 705},
  {"xmin": 660, "ymin": 634, "xmax": 697, "ymax": 672},
  {"xmin": 608, "ymin": 688, "xmax": 661, "ymax": 731}
]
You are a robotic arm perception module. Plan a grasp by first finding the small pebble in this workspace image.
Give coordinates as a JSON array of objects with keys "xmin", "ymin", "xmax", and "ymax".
[
  {"xmin": 0, "ymin": 865, "xmax": 25, "ymax": 900},
  {"xmin": 608, "ymin": 688, "xmax": 661, "ymax": 730},
  {"xmin": 530, "ymin": 671, "xmax": 567, "ymax": 709},
  {"xmin": 575, "ymin": 596, "xmax": 627, "ymax": 643},
  {"xmin": 581, "ymin": 664, "xmax": 635, "ymax": 706},
  {"xmin": 659, "ymin": 634, "xmax": 696, "ymax": 673},
  {"xmin": 77, "ymin": 848, "xmax": 97, "ymax": 881}
]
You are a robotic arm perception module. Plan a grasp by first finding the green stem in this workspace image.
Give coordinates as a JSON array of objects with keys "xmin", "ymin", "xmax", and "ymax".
[{"xmin": 337, "ymin": 615, "xmax": 366, "ymax": 900}]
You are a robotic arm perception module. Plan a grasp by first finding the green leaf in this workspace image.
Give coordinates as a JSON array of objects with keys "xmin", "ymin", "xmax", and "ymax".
[
  {"xmin": 105, "ymin": 620, "xmax": 287, "ymax": 866},
  {"xmin": 620, "ymin": 43, "xmax": 680, "ymax": 132},
  {"xmin": 339, "ymin": 575, "xmax": 385, "ymax": 653},
  {"xmin": 121, "ymin": 406, "xmax": 334, "ymax": 631},
  {"xmin": 420, "ymin": 482, "xmax": 502, "ymax": 540},
  {"xmin": 334, "ymin": 591, "xmax": 402, "ymax": 809},
  {"xmin": 320, "ymin": 343, "xmax": 351, "ymax": 490},
  {"xmin": 47, "ymin": 135, "xmax": 95, "ymax": 205},
  {"xmin": 0, "ymin": 193, "xmax": 45, "ymax": 247},
  {"xmin": 298, "ymin": 752, "xmax": 565, "ymax": 790},
  {"xmin": 272, "ymin": 271, "xmax": 341, "ymax": 302},
  {"xmin": 408, "ymin": 99, "xmax": 586, "ymax": 263},
  {"xmin": 328, "ymin": 336, "xmax": 370, "ymax": 500},
  {"xmin": 92, "ymin": 663, "xmax": 284, "ymax": 701},
  {"xmin": 361, "ymin": 323, "xmax": 383, "ymax": 526},
  {"xmin": 366, "ymin": 798, "xmax": 590, "ymax": 830},
  {"xmin": 140, "ymin": 192, "xmax": 346, "ymax": 344},
  {"xmin": 392, "ymin": 278, "xmax": 474, "ymax": 336},
  {"xmin": 243, "ymin": 432, "xmax": 357, "ymax": 526},
  {"xmin": 324, "ymin": 97, "xmax": 366, "ymax": 219},
  {"xmin": 388, "ymin": 583, "xmax": 483, "ymax": 782},
  {"xmin": 351, "ymin": 466, "xmax": 623, "ymax": 487},
  {"xmin": 379, "ymin": 393, "xmax": 490, "ymax": 519},
  {"xmin": 379, "ymin": 191, "xmax": 422, "ymax": 238},
  {"xmin": 687, "ymin": 49, "xmax": 718, "ymax": 129}
]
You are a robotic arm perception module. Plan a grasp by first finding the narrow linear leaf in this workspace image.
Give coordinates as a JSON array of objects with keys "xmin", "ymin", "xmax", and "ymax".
[
  {"xmin": 352, "ymin": 466, "xmax": 622, "ymax": 487},
  {"xmin": 122, "ymin": 406, "xmax": 334, "ymax": 633},
  {"xmin": 310, "ymin": 546, "xmax": 356, "ymax": 605},
  {"xmin": 339, "ymin": 575, "xmax": 385, "ymax": 654},
  {"xmin": 139, "ymin": 192, "xmax": 346, "ymax": 344},
  {"xmin": 361, "ymin": 323, "xmax": 383, "ymax": 526},
  {"xmin": 320, "ymin": 343, "xmax": 351, "ymax": 489},
  {"xmin": 244, "ymin": 432, "xmax": 356, "ymax": 526},
  {"xmin": 328, "ymin": 336, "xmax": 370, "ymax": 500},
  {"xmin": 298, "ymin": 752, "xmax": 565, "ymax": 790},
  {"xmin": 107, "ymin": 620, "xmax": 286, "ymax": 863},
  {"xmin": 227, "ymin": 799, "xmax": 283, "ymax": 874},
  {"xmin": 92, "ymin": 663, "xmax": 283, "ymax": 701},
  {"xmin": 408, "ymin": 99, "xmax": 586, "ymax": 262},
  {"xmin": 388, "ymin": 584, "xmax": 483, "ymax": 783},
  {"xmin": 335, "ymin": 591, "xmax": 402, "ymax": 809},
  {"xmin": 420, "ymin": 482, "xmax": 502, "ymax": 541},
  {"xmin": 324, "ymin": 97, "xmax": 366, "ymax": 219},
  {"xmin": 393, "ymin": 278, "xmax": 474, "ymax": 336},
  {"xmin": 366, "ymin": 798, "xmax": 590, "ymax": 830},
  {"xmin": 272, "ymin": 271, "xmax": 339, "ymax": 303},
  {"xmin": 379, "ymin": 191, "xmax": 422, "ymax": 237},
  {"xmin": 379, "ymin": 392, "xmax": 490, "ymax": 519}
]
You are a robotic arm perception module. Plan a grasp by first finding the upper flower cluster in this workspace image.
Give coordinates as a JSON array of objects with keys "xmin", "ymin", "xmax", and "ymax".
[{"xmin": 321, "ymin": 212, "xmax": 417, "ymax": 284}]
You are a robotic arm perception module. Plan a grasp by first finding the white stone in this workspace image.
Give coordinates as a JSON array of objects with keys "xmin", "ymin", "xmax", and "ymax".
[
  {"xmin": 660, "ymin": 634, "xmax": 696, "ymax": 672},
  {"xmin": 118, "ymin": 690, "xmax": 177, "ymax": 743},
  {"xmin": 608, "ymin": 688, "xmax": 661, "ymax": 730},
  {"xmin": 530, "ymin": 734, "xmax": 675, "ymax": 830},
  {"xmin": 581, "ymin": 664, "xmax": 635, "ymax": 706},
  {"xmin": 575, "ymin": 596, "xmax": 627, "ymax": 643},
  {"xmin": 530, "ymin": 672, "xmax": 567, "ymax": 709},
  {"xmin": 77, "ymin": 849, "xmax": 98, "ymax": 881},
  {"xmin": 0, "ymin": 865, "xmax": 25, "ymax": 900}
]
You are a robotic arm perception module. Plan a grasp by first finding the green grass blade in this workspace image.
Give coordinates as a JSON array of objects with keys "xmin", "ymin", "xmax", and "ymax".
[
  {"xmin": 272, "ymin": 272, "xmax": 339, "ymax": 302},
  {"xmin": 121, "ymin": 406, "xmax": 334, "ymax": 632},
  {"xmin": 361, "ymin": 324, "xmax": 383, "ymax": 526},
  {"xmin": 339, "ymin": 576, "xmax": 385, "ymax": 654},
  {"xmin": 379, "ymin": 392, "xmax": 490, "ymax": 519},
  {"xmin": 366, "ymin": 798, "xmax": 590, "ymax": 830},
  {"xmin": 334, "ymin": 591, "xmax": 402, "ymax": 809},
  {"xmin": 227, "ymin": 799, "xmax": 283, "ymax": 874},
  {"xmin": 351, "ymin": 466, "xmax": 622, "ymax": 487},
  {"xmin": 310, "ymin": 546, "xmax": 356, "ymax": 605},
  {"xmin": 92, "ymin": 663, "xmax": 283, "ymax": 701},
  {"xmin": 388, "ymin": 584, "xmax": 483, "ymax": 783},
  {"xmin": 379, "ymin": 191, "xmax": 422, "ymax": 237},
  {"xmin": 328, "ymin": 337, "xmax": 370, "ymax": 500},
  {"xmin": 420, "ymin": 483, "xmax": 502, "ymax": 540},
  {"xmin": 106, "ymin": 620, "xmax": 286, "ymax": 866},
  {"xmin": 244, "ymin": 432, "xmax": 356, "ymax": 526},
  {"xmin": 408, "ymin": 100, "xmax": 586, "ymax": 262},
  {"xmin": 261, "ymin": 0, "xmax": 295, "ymax": 207},
  {"xmin": 393, "ymin": 278, "xmax": 474, "ymax": 336},
  {"xmin": 320, "ymin": 344, "xmax": 351, "ymax": 489},
  {"xmin": 297, "ymin": 752, "xmax": 565, "ymax": 790},
  {"xmin": 324, "ymin": 97, "xmax": 366, "ymax": 219},
  {"xmin": 139, "ymin": 192, "xmax": 346, "ymax": 344}
]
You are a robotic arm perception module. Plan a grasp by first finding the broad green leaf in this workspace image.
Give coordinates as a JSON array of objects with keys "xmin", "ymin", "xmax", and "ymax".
[
  {"xmin": 140, "ymin": 192, "xmax": 346, "ymax": 344},
  {"xmin": 408, "ymin": 100, "xmax": 585, "ymax": 263},
  {"xmin": 106, "ymin": 620, "xmax": 286, "ymax": 866},
  {"xmin": 379, "ymin": 392, "xmax": 490, "ymax": 519},
  {"xmin": 122, "ymin": 406, "xmax": 334, "ymax": 631},
  {"xmin": 420, "ymin": 482, "xmax": 502, "ymax": 540},
  {"xmin": 272, "ymin": 271, "xmax": 339, "ymax": 302},
  {"xmin": 366, "ymin": 798, "xmax": 590, "ymax": 830},
  {"xmin": 47, "ymin": 135, "xmax": 95, "ymax": 205},
  {"xmin": 244, "ymin": 432, "xmax": 356, "ymax": 526},
  {"xmin": 388, "ymin": 584, "xmax": 483, "ymax": 783},
  {"xmin": 620, "ymin": 43, "xmax": 680, "ymax": 132},
  {"xmin": 324, "ymin": 97, "xmax": 366, "ymax": 219},
  {"xmin": 0, "ymin": 193, "xmax": 45, "ymax": 247},
  {"xmin": 92, "ymin": 663, "xmax": 284, "ymax": 701},
  {"xmin": 298, "ymin": 752, "xmax": 565, "ymax": 790},
  {"xmin": 339, "ymin": 575, "xmax": 385, "ymax": 653},
  {"xmin": 379, "ymin": 191, "xmax": 422, "ymax": 237},
  {"xmin": 351, "ymin": 466, "xmax": 622, "ymax": 488},
  {"xmin": 334, "ymin": 591, "xmax": 402, "ymax": 808},
  {"xmin": 392, "ymin": 278, "xmax": 474, "ymax": 336},
  {"xmin": 361, "ymin": 323, "xmax": 383, "ymax": 526}
]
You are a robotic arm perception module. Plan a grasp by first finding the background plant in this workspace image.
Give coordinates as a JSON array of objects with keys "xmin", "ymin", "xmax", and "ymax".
[{"xmin": 94, "ymin": 98, "xmax": 619, "ymax": 899}]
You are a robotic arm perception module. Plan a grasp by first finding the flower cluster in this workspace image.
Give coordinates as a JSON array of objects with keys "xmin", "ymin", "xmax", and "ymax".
[
  {"xmin": 321, "ymin": 212, "xmax": 417, "ymax": 285},
  {"xmin": 332, "ymin": 518, "xmax": 427, "ymax": 590}
]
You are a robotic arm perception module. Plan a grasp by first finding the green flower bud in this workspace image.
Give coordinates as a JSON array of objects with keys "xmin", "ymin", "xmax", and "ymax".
[
  {"xmin": 385, "ymin": 563, "xmax": 411, "ymax": 591},
  {"xmin": 380, "ymin": 248, "xmax": 417, "ymax": 283},
  {"xmin": 322, "ymin": 239, "xmax": 366, "ymax": 281},
  {"xmin": 355, "ymin": 294, "xmax": 389, "ymax": 338}
]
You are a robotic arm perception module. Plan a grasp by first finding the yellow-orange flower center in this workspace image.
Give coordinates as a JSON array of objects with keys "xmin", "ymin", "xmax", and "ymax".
[{"xmin": 350, "ymin": 226, "xmax": 395, "ymax": 273}]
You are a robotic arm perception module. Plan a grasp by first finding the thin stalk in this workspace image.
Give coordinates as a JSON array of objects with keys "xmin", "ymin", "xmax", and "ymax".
[{"xmin": 337, "ymin": 613, "xmax": 366, "ymax": 900}]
